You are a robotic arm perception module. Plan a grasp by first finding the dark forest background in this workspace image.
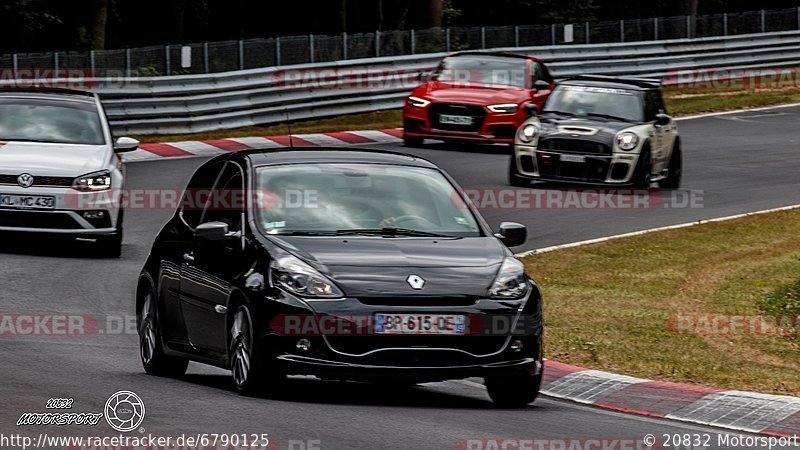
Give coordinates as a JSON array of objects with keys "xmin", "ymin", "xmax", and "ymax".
[{"xmin": 1, "ymin": 0, "xmax": 799, "ymax": 53}]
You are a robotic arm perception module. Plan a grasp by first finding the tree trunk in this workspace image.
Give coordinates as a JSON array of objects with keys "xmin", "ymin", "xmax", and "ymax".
[
  {"xmin": 428, "ymin": 0, "xmax": 444, "ymax": 28},
  {"xmin": 91, "ymin": 0, "xmax": 109, "ymax": 49}
]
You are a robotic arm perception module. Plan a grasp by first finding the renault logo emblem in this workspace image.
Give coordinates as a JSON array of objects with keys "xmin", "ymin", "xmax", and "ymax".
[
  {"xmin": 17, "ymin": 173, "xmax": 34, "ymax": 188},
  {"xmin": 407, "ymin": 275, "xmax": 426, "ymax": 290}
]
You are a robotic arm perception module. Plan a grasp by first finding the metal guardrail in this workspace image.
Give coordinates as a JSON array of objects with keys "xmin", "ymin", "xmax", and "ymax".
[{"xmin": 75, "ymin": 30, "xmax": 800, "ymax": 135}]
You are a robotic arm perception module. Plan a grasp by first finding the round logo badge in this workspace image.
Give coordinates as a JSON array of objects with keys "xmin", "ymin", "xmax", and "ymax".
[
  {"xmin": 17, "ymin": 173, "xmax": 34, "ymax": 188},
  {"xmin": 104, "ymin": 391, "xmax": 145, "ymax": 432}
]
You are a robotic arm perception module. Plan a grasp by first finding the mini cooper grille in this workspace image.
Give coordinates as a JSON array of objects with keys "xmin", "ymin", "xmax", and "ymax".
[
  {"xmin": 539, "ymin": 138, "xmax": 611, "ymax": 155},
  {"xmin": 0, "ymin": 174, "xmax": 74, "ymax": 187},
  {"xmin": 429, "ymin": 103, "xmax": 486, "ymax": 132}
]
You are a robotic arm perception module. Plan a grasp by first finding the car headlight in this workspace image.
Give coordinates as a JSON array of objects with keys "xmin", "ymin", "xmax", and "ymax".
[
  {"xmin": 518, "ymin": 124, "xmax": 539, "ymax": 143},
  {"xmin": 408, "ymin": 96, "xmax": 431, "ymax": 108},
  {"xmin": 489, "ymin": 257, "xmax": 530, "ymax": 300},
  {"xmin": 72, "ymin": 170, "xmax": 112, "ymax": 192},
  {"xmin": 616, "ymin": 132, "xmax": 640, "ymax": 151},
  {"xmin": 270, "ymin": 253, "xmax": 344, "ymax": 299},
  {"xmin": 488, "ymin": 103, "xmax": 519, "ymax": 114}
]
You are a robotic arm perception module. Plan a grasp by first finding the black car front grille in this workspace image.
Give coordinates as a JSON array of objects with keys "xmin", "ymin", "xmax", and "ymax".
[
  {"xmin": 357, "ymin": 297, "xmax": 479, "ymax": 307},
  {"xmin": 0, "ymin": 174, "xmax": 74, "ymax": 187},
  {"xmin": 0, "ymin": 210, "xmax": 82, "ymax": 229},
  {"xmin": 429, "ymin": 103, "xmax": 486, "ymax": 132},
  {"xmin": 539, "ymin": 138, "xmax": 611, "ymax": 155},
  {"xmin": 325, "ymin": 335, "xmax": 509, "ymax": 361}
]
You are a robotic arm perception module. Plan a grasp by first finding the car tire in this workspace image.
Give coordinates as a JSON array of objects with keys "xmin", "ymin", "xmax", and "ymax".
[
  {"xmin": 485, "ymin": 372, "xmax": 542, "ymax": 408},
  {"xmin": 632, "ymin": 144, "xmax": 652, "ymax": 189},
  {"xmin": 138, "ymin": 282, "xmax": 189, "ymax": 378},
  {"xmin": 230, "ymin": 305, "xmax": 285, "ymax": 397},
  {"xmin": 96, "ymin": 208, "xmax": 123, "ymax": 258},
  {"xmin": 403, "ymin": 134, "xmax": 424, "ymax": 147},
  {"xmin": 659, "ymin": 143, "xmax": 682, "ymax": 190},
  {"xmin": 508, "ymin": 153, "xmax": 531, "ymax": 188}
]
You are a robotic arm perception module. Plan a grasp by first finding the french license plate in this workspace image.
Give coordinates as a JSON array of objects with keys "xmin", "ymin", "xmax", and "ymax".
[
  {"xmin": 0, "ymin": 194, "xmax": 56, "ymax": 210},
  {"xmin": 439, "ymin": 114, "xmax": 474, "ymax": 126},
  {"xmin": 374, "ymin": 314, "xmax": 467, "ymax": 335},
  {"xmin": 560, "ymin": 154, "xmax": 586, "ymax": 163}
]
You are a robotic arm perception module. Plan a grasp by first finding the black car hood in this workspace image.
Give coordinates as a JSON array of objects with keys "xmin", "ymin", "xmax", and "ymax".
[
  {"xmin": 538, "ymin": 115, "xmax": 637, "ymax": 144},
  {"xmin": 272, "ymin": 236, "xmax": 507, "ymax": 297}
]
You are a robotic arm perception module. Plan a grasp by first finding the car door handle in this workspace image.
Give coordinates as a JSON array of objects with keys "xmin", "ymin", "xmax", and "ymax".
[{"xmin": 183, "ymin": 252, "xmax": 195, "ymax": 263}]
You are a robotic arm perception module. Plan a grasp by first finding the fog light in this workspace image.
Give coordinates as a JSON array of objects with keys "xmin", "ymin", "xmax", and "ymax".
[
  {"xmin": 296, "ymin": 339, "xmax": 312, "ymax": 352},
  {"xmin": 82, "ymin": 211, "xmax": 106, "ymax": 220},
  {"xmin": 510, "ymin": 339, "xmax": 524, "ymax": 352}
]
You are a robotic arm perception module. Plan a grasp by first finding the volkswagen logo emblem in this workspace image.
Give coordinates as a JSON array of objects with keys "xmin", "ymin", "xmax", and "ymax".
[
  {"xmin": 17, "ymin": 173, "xmax": 34, "ymax": 188},
  {"xmin": 406, "ymin": 275, "xmax": 426, "ymax": 290},
  {"xmin": 104, "ymin": 391, "xmax": 145, "ymax": 432}
]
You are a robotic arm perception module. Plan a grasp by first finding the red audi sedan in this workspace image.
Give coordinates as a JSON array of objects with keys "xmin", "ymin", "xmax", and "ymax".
[{"xmin": 403, "ymin": 52, "xmax": 554, "ymax": 147}]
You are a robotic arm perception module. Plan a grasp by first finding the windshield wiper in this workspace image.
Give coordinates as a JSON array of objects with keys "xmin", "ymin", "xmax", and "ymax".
[
  {"xmin": 270, "ymin": 230, "xmax": 339, "ymax": 236},
  {"xmin": 0, "ymin": 138, "xmax": 51, "ymax": 143},
  {"xmin": 586, "ymin": 113, "xmax": 629, "ymax": 122},
  {"xmin": 336, "ymin": 228, "xmax": 457, "ymax": 238},
  {"xmin": 542, "ymin": 110, "xmax": 575, "ymax": 117}
]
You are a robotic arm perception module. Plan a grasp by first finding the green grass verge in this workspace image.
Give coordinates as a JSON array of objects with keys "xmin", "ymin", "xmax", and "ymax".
[
  {"xmin": 523, "ymin": 208, "xmax": 800, "ymax": 395},
  {"xmin": 133, "ymin": 85, "xmax": 800, "ymax": 143}
]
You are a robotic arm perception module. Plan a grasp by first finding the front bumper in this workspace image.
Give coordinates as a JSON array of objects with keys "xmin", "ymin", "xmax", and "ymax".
[
  {"xmin": 514, "ymin": 145, "xmax": 640, "ymax": 185},
  {"xmin": 257, "ymin": 285, "xmax": 544, "ymax": 382},
  {"xmin": 404, "ymin": 104, "xmax": 527, "ymax": 145},
  {"xmin": 0, "ymin": 186, "xmax": 121, "ymax": 234}
]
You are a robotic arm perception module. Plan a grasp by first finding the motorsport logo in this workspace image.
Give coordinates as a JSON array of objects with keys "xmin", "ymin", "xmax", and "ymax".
[{"xmin": 16, "ymin": 391, "xmax": 145, "ymax": 432}]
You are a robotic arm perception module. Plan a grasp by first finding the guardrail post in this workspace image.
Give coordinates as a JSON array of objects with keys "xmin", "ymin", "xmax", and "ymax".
[
  {"xmin": 654, "ymin": 17, "xmax": 658, "ymax": 40},
  {"xmin": 480, "ymin": 27, "xmax": 486, "ymax": 49},
  {"xmin": 797, "ymin": 7, "xmax": 800, "ymax": 30},
  {"xmin": 342, "ymin": 32, "xmax": 348, "ymax": 59},
  {"xmin": 238, "ymin": 40, "xmax": 245, "ymax": 70},
  {"xmin": 276, "ymin": 37, "xmax": 281, "ymax": 66},
  {"xmin": 619, "ymin": 20, "xmax": 625, "ymax": 42},
  {"xmin": 53, "ymin": 51, "xmax": 59, "ymax": 71},
  {"xmin": 203, "ymin": 42, "xmax": 209, "ymax": 73},
  {"xmin": 551, "ymin": 24, "xmax": 556, "ymax": 45},
  {"xmin": 88, "ymin": 51, "xmax": 95, "ymax": 74},
  {"xmin": 411, "ymin": 29, "xmax": 416, "ymax": 54},
  {"xmin": 446, "ymin": 28, "xmax": 451, "ymax": 52},
  {"xmin": 723, "ymin": 13, "xmax": 728, "ymax": 35},
  {"xmin": 686, "ymin": 15, "xmax": 691, "ymax": 38},
  {"xmin": 165, "ymin": 45, "xmax": 171, "ymax": 76},
  {"xmin": 125, "ymin": 48, "xmax": 131, "ymax": 77},
  {"xmin": 514, "ymin": 26, "xmax": 520, "ymax": 47},
  {"xmin": 375, "ymin": 30, "xmax": 381, "ymax": 57},
  {"xmin": 309, "ymin": 35, "xmax": 315, "ymax": 63},
  {"xmin": 760, "ymin": 9, "xmax": 766, "ymax": 33},
  {"xmin": 585, "ymin": 22, "xmax": 590, "ymax": 44},
  {"xmin": 12, "ymin": 53, "xmax": 18, "ymax": 72}
]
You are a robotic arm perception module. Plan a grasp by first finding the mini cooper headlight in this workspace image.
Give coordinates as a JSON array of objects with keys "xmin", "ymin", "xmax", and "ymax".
[
  {"xmin": 489, "ymin": 257, "xmax": 530, "ymax": 300},
  {"xmin": 72, "ymin": 170, "xmax": 112, "ymax": 192},
  {"xmin": 270, "ymin": 253, "xmax": 344, "ymax": 299},
  {"xmin": 488, "ymin": 103, "xmax": 519, "ymax": 114},
  {"xmin": 518, "ymin": 124, "xmax": 539, "ymax": 143},
  {"xmin": 616, "ymin": 132, "xmax": 640, "ymax": 151},
  {"xmin": 407, "ymin": 96, "xmax": 431, "ymax": 108}
]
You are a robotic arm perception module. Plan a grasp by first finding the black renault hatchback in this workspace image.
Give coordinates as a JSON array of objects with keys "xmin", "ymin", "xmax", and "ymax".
[{"xmin": 137, "ymin": 149, "xmax": 543, "ymax": 407}]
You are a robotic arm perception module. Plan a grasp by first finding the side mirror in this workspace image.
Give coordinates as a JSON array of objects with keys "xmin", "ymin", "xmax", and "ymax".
[
  {"xmin": 533, "ymin": 80, "xmax": 551, "ymax": 91},
  {"xmin": 195, "ymin": 221, "xmax": 231, "ymax": 242},
  {"xmin": 524, "ymin": 104, "xmax": 539, "ymax": 118},
  {"xmin": 495, "ymin": 222, "xmax": 527, "ymax": 248},
  {"xmin": 114, "ymin": 137, "xmax": 140, "ymax": 153},
  {"xmin": 655, "ymin": 111, "xmax": 671, "ymax": 127}
]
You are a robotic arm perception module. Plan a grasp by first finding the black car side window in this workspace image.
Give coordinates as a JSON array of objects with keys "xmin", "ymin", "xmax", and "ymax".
[
  {"xmin": 180, "ymin": 161, "xmax": 226, "ymax": 229},
  {"xmin": 200, "ymin": 162, "xmax": 245, "ymax": 232}
]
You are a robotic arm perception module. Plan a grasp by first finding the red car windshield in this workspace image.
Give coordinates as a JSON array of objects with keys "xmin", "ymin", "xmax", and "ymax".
[{"xmin": 435, "ymin": 55, "xmax": 528, "ymax": 88}]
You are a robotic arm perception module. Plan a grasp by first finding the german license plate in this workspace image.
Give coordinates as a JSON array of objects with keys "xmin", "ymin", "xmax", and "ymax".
[
  {"xmin": 439, "ymin": 114, "xmax": 474, "ymax": 126},
  {"xmin": 0, "ymin": 194, "xmax": 56, "ymax": 210},
  {"xmin": 374, "ymin": 314, "xmax": 467, "ymax": 335},
  {"xmin": 560, "ymin": 154, "xmax": 586, "ymax": 163}
]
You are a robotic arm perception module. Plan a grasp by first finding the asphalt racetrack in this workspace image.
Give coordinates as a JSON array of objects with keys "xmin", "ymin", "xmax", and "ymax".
[{"xmin": 2, "ymin": 107, "xmax": 799, "ymax": 449}]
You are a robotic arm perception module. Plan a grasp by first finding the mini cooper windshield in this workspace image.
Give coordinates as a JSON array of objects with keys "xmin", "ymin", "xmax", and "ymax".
[
  {"xmin": 543, "ymin": 85, "xmax": 644, "ymax": 122},
  {"xmin": 0, "ymin": 98, "xmax": 105, "ymax": 145},
  {"xmin": 256, "ymin": 163, "xmax": 482, "ymax": 237}
]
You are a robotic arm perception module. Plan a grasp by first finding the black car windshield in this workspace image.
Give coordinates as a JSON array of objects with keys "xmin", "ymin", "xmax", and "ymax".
[
  {"xmin": 435, "ymin": 55, "xmax": 528, "ymax": 88},
  {"xmin": 0, "ymin": 97, "xmax": 105, "ymax": 145},
  {"xmin": 543, "ymin": 85, "xmax": 644, "ymax": 122},
  {"xmin": 255, "ymin": 164, "xmax": 482, "ymax": 237}
]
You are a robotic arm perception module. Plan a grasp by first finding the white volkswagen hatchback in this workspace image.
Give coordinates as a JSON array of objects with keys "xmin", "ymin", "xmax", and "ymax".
[{"xmin": 0, "ymin": 89, "xmax": 139, "ymax": 257}]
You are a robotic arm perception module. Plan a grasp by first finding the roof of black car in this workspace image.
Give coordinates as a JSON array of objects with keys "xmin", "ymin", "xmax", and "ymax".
[
  {"xmin": 0, "ymin": 88, "xmax": 98, "ymax": 103},
  {"xmin": 559, "ymin": 75, "xmax": 661, "ymax": 91},
  {"xmin": 242, "ymin": 149, "xmax": 439, "ymax": 168}
]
